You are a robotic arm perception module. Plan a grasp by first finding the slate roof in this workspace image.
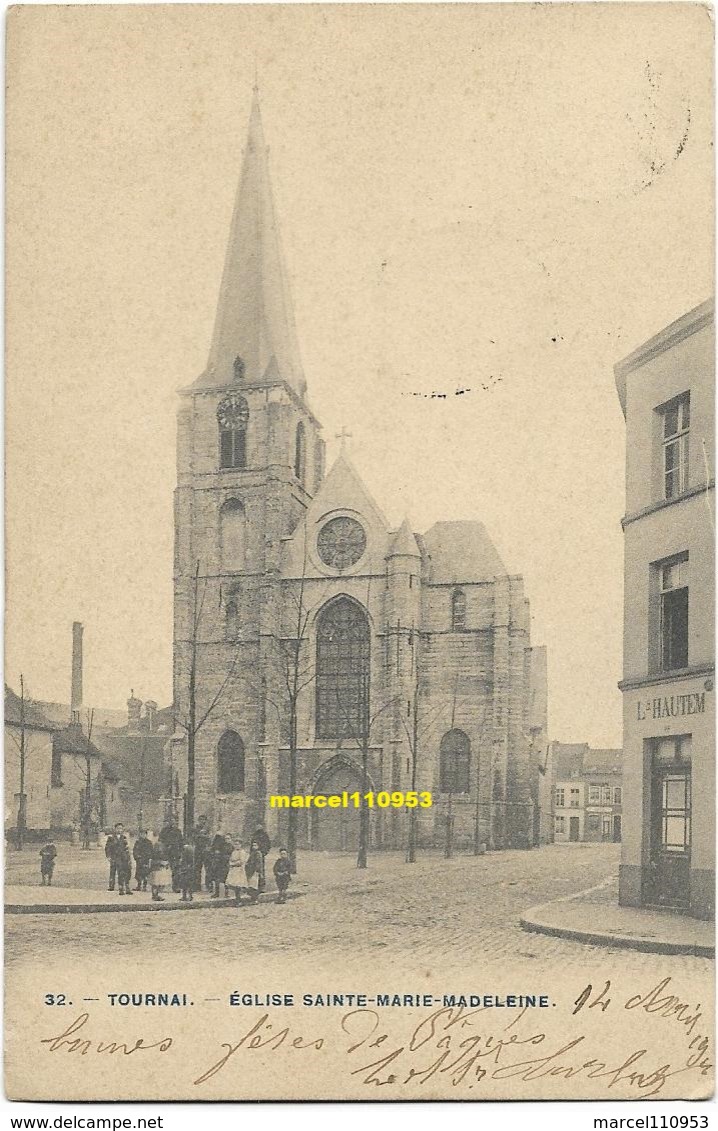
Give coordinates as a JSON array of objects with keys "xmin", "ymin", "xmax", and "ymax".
[
  {"xmin": 554, "ymin": 742, "xmax": 622, "ymax": 780},
  {"xmin": 582, "ymin": 747, "xmax": 623, "ymax": 775},
  {"xmin": 422, "ymin": 520, "xmax": 507, "ymax": 584},
  {"xmin": 191, "ymin": 91, "xmax": 306, "ymax": 396},
  {"xmin": 553, "ymin": 742, "xmax": 588, "ymax": 781},
  {"xmin": 5, "ymin": 685, "xmax": 56, "ymax": 731}
]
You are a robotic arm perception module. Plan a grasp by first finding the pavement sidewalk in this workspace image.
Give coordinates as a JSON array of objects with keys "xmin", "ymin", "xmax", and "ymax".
[
  {"xmin": 5, "ymin": 884, "xmax": 298, "ymax": 914},
  {"xmin": 520, "ymin": 876, "xmax": 715, "ymax": 957}
]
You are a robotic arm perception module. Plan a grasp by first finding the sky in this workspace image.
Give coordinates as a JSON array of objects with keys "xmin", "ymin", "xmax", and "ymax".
[{"xmin": 5, "ymin": 4, "xmax": 714, "ymax": 746}]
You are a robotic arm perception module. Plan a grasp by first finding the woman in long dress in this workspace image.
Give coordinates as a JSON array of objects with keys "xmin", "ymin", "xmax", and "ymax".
[
  {"xmin": 149, "ymin": 833, "xmax": 172, "ymax": 903},
  {"xmin": 245, "ymin": 840, "xmax": 263, "ymax": 903}
]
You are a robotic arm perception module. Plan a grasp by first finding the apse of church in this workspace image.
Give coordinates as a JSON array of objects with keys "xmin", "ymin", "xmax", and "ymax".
[{"xmin": 172, "ymin": 91, "xmax": 547, "ymax": 852}]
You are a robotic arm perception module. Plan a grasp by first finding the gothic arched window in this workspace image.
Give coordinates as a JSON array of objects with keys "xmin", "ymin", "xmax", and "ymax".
[
  {"xmin": 316, "ymin": 598, "xmax": 370, "ymax": 740},
  {"xmin": 217, "ymin": 394, "xmax": 248, "ymax": 469},
  {"xmin": 313, "ymin": 438, "xmax": 324, "ymax": 493},
  {"xmin": 294, "ymin": 421, "xmax": 306, "ymax": 483},
  {"xmin": 451, "ymin": 588, "xmax": 467, "ymax": 631},
  {"xmin": 220, "ymin": 499, "xmax": 245, "ymax": 571},
  {"xmin": 217, "ymin": 730, "xmax": 245, "ymax": 793},
  {"xmin": 439, "ymin": 729, "xmax": 471, "ymax": 793}
]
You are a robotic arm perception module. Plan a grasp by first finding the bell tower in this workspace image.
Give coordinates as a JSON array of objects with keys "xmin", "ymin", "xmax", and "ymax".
[{"xmin": 173, "ymin": 90, "xmax": 324, "ymax": 834}]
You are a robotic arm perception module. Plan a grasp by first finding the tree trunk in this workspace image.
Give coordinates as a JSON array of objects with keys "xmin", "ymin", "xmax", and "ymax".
[{"xmin": 288, "ymin": 706, "xmax": 298, "ymax": 873}]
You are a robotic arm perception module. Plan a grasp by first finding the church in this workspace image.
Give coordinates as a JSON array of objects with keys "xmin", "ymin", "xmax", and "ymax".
[{"xmin": 172, "ymin": 92, "xmax": 548, "ymax": 853}]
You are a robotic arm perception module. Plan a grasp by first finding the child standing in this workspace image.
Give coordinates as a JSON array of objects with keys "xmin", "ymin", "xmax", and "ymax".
[
  {"xmin": 273, "ymin": 848, "xmax": 291, "ymax": 904},
  {"xmin": 39, "ymin": 842, "xmax": 57, "ymax": 886}
]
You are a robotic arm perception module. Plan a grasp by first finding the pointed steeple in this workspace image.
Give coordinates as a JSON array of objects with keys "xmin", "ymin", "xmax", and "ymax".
[
  {"xmin": 389, "ymin": 517, "xmax": 421, "ymax": 558},
  {"xmin": 194, "ymin": 90, "xmax": 306, "ymax": 395}
]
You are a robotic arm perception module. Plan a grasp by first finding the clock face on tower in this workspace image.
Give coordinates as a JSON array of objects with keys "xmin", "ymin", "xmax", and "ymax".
[
  {"xmin": 317, "ymin": 517, "xmax": 366, "ymax": 570},
  {"xmin": 217, "ymin": 393, "xmax": 249, "ymax": 430}
]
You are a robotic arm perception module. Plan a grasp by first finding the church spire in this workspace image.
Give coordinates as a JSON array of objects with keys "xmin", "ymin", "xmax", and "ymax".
[{"xmin": 195, "ymin": 90, "xmax": 306, "ymax": 395}]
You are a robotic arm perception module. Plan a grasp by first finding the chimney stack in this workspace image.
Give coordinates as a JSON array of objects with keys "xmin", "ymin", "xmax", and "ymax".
[
  {"xmin": 70, "ymin": 622, "xmax": 83, "ymax": 723},
  {"xmin": 127, "ymin": 690, "xmax": 142, "ymax": 734}
]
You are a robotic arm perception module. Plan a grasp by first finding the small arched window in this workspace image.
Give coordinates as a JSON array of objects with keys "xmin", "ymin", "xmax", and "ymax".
[
  {"xmin": 225, "ymin": 598, "xmax": 238, "ymax": 641},
  {"xmin": 217, "ymin": 730, "xmax": 245, "ymax": 793},
  {"xmin": 218, "ymin": 395, "xmax": 248, "ymax": 469},
  {"xmin": 220, "ymin": 499, "xmax": 245, "ymax": 571},
  {"xmin": 439, "ymin": 729, "xmax": 471, "ymax": 793},
  {"xmin": 451, "ymin": 588, "xmax": 467, "ymax": 631},
  {"xmin": 294, "ymin": 421, "xmax": 306, "ymax": 483}
]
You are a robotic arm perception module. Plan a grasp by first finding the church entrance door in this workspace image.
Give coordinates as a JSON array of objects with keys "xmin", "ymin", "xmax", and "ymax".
[{"xmin": 311, "ymin": 759, "xmax": 365, "ymax": 852}]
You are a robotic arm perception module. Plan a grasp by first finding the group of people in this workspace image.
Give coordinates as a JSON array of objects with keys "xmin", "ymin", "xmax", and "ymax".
[{"xmin": 102, "ymin": 818, "xmax": 292, "ymax": 905}]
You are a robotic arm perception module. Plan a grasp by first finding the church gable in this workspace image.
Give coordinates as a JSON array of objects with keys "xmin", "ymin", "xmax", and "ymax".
[{"xmin": 281, "ymin": 452, "xmax": 391, "ymax": 579}]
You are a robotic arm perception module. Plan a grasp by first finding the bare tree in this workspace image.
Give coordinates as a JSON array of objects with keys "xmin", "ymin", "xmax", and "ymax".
[{"xmin": 332, "ymin": 668, "xmax": 399, "ymax": 870}]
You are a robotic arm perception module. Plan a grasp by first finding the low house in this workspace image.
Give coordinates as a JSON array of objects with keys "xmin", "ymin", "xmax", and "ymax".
[
  {"xmin": 4, "ymin": 685, "xmax": 56, "ymax": 837},
  {"xmin": 552, "ymin": 742, "xmax": 622, "ymax": 843}
]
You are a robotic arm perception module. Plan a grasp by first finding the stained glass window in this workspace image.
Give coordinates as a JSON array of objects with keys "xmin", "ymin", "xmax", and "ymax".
[{"xmin": 315, "ymin": 598, "xmax": 370, "ymax": 740}]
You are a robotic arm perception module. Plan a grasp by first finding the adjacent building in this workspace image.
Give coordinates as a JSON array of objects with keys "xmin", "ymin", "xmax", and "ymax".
[
  {"xmin": 552, "ymin": 742, "xmax": 623, "ymax": 844},
  {"xmin": 615, "ymin": 299, "xmax": 714, "ymax": 919},
  {"xmin": 172, "ymin": 92, "xmax": 548, "ymax": 852}
]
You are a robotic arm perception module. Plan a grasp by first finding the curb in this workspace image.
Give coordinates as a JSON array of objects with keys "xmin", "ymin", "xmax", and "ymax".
[
  {"xmin": 520, "ymin": 908, "xmax": 715, "ymax": 958},
  {"xmin": 5, "ymin": 891, "xmax": 302, "ymax": 915}
]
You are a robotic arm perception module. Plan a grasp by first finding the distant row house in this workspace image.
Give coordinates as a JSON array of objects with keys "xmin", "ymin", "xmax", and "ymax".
[
  {"xmin": 4, "ymin": 623, "xmax": 176, "ymax": 842},
  {"xmin": 552, "ymin": 742, "xmax": 623, "ymax": 844}
]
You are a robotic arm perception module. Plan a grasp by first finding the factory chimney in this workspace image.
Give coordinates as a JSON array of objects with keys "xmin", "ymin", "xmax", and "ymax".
[{"xmin": 70, "ymin": 621, "xmax": 83, "ymax": 724}]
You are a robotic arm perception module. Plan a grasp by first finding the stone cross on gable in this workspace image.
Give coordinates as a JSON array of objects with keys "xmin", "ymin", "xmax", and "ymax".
[{"xmin": 336, "ymin": 426, "xmax": 353, "ymax": 454}]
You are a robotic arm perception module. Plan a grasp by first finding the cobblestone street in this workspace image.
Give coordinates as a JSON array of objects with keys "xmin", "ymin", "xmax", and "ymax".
[{"xmin": 5, "ymin": 843, "xmax": 713, "ymax": 983}]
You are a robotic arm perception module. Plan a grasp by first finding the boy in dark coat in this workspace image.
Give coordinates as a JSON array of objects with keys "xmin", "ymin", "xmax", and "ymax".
[
  {"xmin": 39, "ymin": 842, "xmax": 57, "ymax": 886},
  {"xmin": 105, "ymin": 823, "xmax": 126, "ymax": 890},
  {"xmin": 209, "ymin": 833, "xmax": 233, "ymax": 899},
  {"xmin": 116, "ymin": 832, "xmax": 133, "ymax": 896},
  {"xmin": 133, "ymin": 830, "xmax": 153, "ymax": 892},
  {"xmin": 272, "ymin": 848, "xmax": 291, "ymax": 904}
]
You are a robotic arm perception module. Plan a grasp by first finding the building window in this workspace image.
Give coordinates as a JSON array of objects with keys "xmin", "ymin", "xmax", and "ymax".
[
  {"xmin": 51, "ymin": 749, "xmax": 63, "ymax": 787},
  {"xmin": 555, "ymin": 788, "xmax": 565, "ymax": 808},
  {"xmin": 588, "ymin": 785, "xmax": 600, "ymax": 804},
  {"xmin": 588, "ymin": 813, "xmax": 600, "ymax": 832},
  {"xmin": 451, "ymin": 589, "xmax": 467, "ymax": 631},
  {"xmin": 294, "ymin": 421, "xmax": 306, "ymax": 483},
  {"xmin": 661, "ymin": 392, "xmax": 690, "ymax": 499},
  {"xmin": 225, "ymin": 598, "xmax": 238, "ymax": 641},
  {"xmin": 660, "ymin": 555, "xmax": 689, "ymax": 671},
  {"xmin": 601, "ymin": 784, "xmax": 612, "ymax": 804},
  {"xmin": 315, "ymin": 597, "xmax": 370, "ymax": 740},
  {"xmin": 614, "ymin": 786, "xmax": 622, "ymax": 805},
  {"xmin": 555, "ymin": 815, "xmax": 565, "ymax": 834},
  {"xmin": 217, "ymin": 730, "xmax": 245, "ymax": 793},
  {"xmin": 220, "ymin": 499, "xmax": 246, "ymax": 572},
  {"xmin": 218, "ymin": 395, "xmax": 249, "ymax": 469},
  {"xmin": 569, "ymin": 788, "xmax": 580, "ymax": 808},
  {"xmin": 602, "ymin": 816, "xmax": 612, "ymax": 840},
  {"xmin": 439, "ymin": 729, "xmax": 471, "ymax": 793}
]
